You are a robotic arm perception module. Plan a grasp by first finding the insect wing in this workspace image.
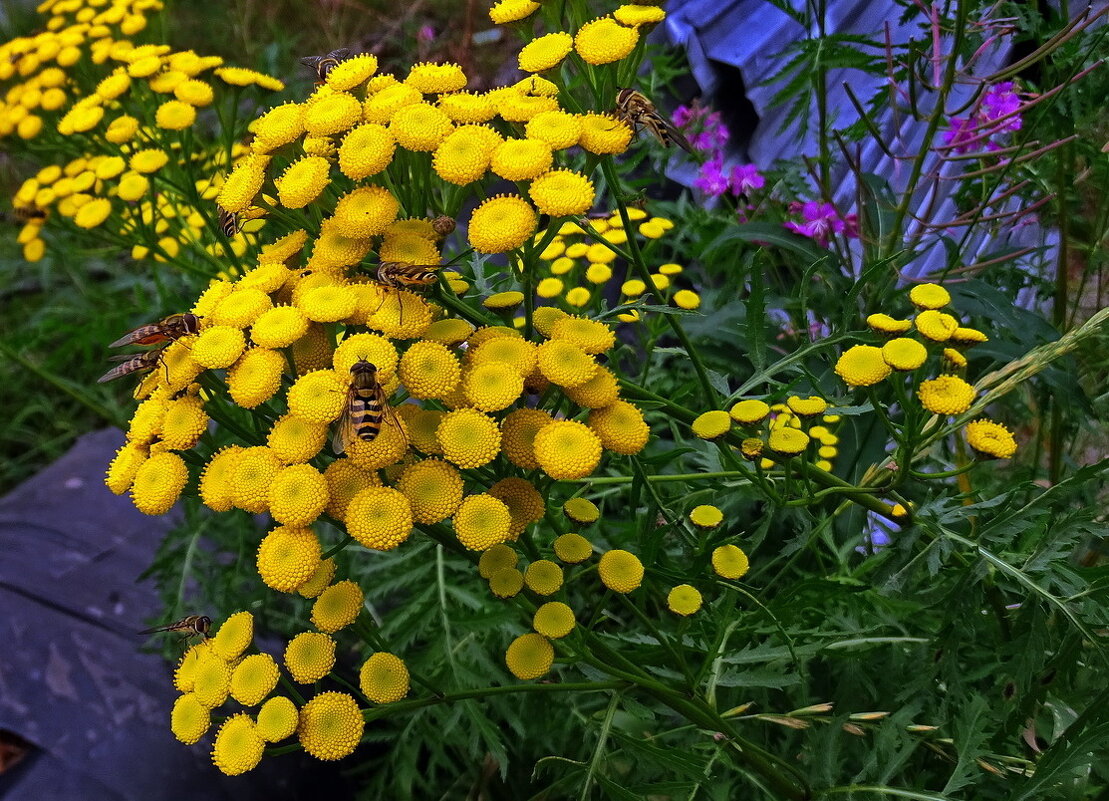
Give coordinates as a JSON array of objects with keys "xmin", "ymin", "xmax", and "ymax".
[
  {"xmin": 662, "ymin": 118, "xmax": 695, "ymax": 154},
  {"xmin": 331, "ymin": 389, "xmax": 358, "ymax": 455},
  {"xmin": 377, "ymin": 386, "xmax": 409, "ymax": 450},
  {"xmin": 97, "ymin": 356, "xmax": 148, "ymax": 384},
  {"xmin": 109, "ymin": 324, "xmax": 163, "ymax": 349}
]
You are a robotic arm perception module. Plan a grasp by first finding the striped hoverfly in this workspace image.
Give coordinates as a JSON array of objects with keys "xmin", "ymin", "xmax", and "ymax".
[
  {"xmin": 98, "ymin": 313, "xmax": 200, "ymax": 384},
  {"xmin": 216, "ymin": 205, "xmax": 239, "ymax": 238},
  {"xmin": 300, "ymin": 47, "xmax": 353, "ymax": 84},
  {"xmin": 333, "ymin": 359, "xmax": 405, "ymax": 454},
  {"xmin": 139, "ymin": 614, "xmax": 211, "ymax": 641},
  {"xmin": 613, "ymin": 88, "xmax": 694, "ymax": 154}
]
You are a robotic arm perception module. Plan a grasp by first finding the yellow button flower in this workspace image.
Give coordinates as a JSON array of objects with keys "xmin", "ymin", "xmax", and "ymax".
[
  {"xmin": 360, "ymin": 652, "xmax": 410, "ymax": 703},
  {"xmin": 171, "ymin": 693, "xmax": 210, "ymax": 745},
  {"xmin": 268, "ymin": 464, "xmax": 329, "ymax": 526},
  {"xmin": 575, "ymin": 17, "xmax": 639, "ymax": 65},
  {"xmin": 909, "ymin": 283, "xmax": 951, "ymax": 309},
  {"xmin": 212, "ymin": 714, "xmax": 264, "ymax": 776},
  {"xmin": 554, "ymin": 532, "xmax": 593, "ymax": 564},
  {"xmin": 297, "ymin": 692, "xmax": 364, "ymax": 761},
  {"xmin": 915, "ymin": 309, "xmax": 960, "ymax": 342},
  {"xmin": 533, "ymin": 420, "xmax": 603, "ymax": 479},
  {"xmin": 712, "ymin": 544, "xmax": 750, "ymax": 579},
  {"xmin": 518, "ymin": 31, "xmax": 573, "ymax": 72},
  {"xmin": 390, "ymin": 102, "xmax": 455, "ymax": 151},
  {"xmin": 398, "ymin": 458, "xmax": 464, "ymax": 524},
  {"xmin": 529, "ymin": 169, "xmax": 595, "ymax": 217},
  {"xmin": 882, "ymin": 337, "xmax": 928, "ymax": 371},
  {"xmin": 468, "ymin": 195, "xmax": 538, "ymax": 254},
  {"xmin": 256, "ymin": 696, "xmax": 298, "ymax": 742},
  {"xmin": 311, "ymin": 580, "xmax": 364, "ymax": 633},
  {"xmin": 491, "ymin": 137, "xmax": 553, "ymax": 181},
  {"xmin": 964, "ymin": 419, "xmax": 1017, "ymax": 459},
  {"xmin": 667, "ymin": 584, "xmax": 703, "ymax": 616},
  {"xmin": 228, "ymin": 348, "xmax": 286, "ymax": 408},
  {"xmin": 130, "ymin": 451, "xmax": 188, "ymax": 515},
  {"xmin": 230, "ymin": 654, "xmax": 280, "ymax": 706},
  {"xmin": 835, "ymin": 345, "xmax": 891, "ymax": 387},
  {"xmin": 256, "ymin": 525, "xmax": 321, "ymax": 592},
  {"xmin": 338, "ymin": 123, "xmax": 396, "ymax": 179},
  {"xmin": 453, "ymin": 493, "xmax": 512, "ymax": 551},
  {"xmin": 598, "ymin": 549, "xmax": 644, "ymax": 593},
  {"xmin": 533, "ymin": 602, "xmax": 576, "ymax": 638},
  {"xmin": 437, "ymin": 408, "xmax": 501, "ymax": 468},
  {"xmin": 690, "ymin": 505, "xmax": 723, "ymax": 529},
  {"xmin": 346, "ymin": 486, "xmax": 413, "ymax": 550},
  {"xmin": 505, "ymin": 633, "xmax": 554, "ymax": 680},
  {"xmin": 524, "ymin": 559, "xmax": 564, "ymax": 595},
  {"xmin": 588, "ymin": 400, "xmax": 649, "ymax": 455},
  {"xmin": 500, "ymin": 408, "xmax": 553, "ymax": 469},
  {"xmin": 918, "ymin": 375, "xmax": 975, "ymax": 415},
  {"xmin": 692, "ymin": 410, "xmax": 730, "ymax": 440},
  {"xmin": 490, "ymin": 0, "xmax": 541, "ymax": 23},
  {"xmin": 276, "ymin": 156, "xmax": 330, "ymax": 208},
  {"xmin": 285, "ymin": 632, "xmax": 336, "ymax": 683}
]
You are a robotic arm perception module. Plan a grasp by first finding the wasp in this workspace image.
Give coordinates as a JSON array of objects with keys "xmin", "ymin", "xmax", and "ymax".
[
  {"xmin": 613, "ymin": 88, "xmax": 694, "ymax": 154},
  {"xmin": 333, "ymin": 359, "xmax": 404, "ymax": 454},
  {"xmin": 216, "ymin": 206, "xmax": 239, "ymax": 238},
  {"xmin": 108, "ymin": 313, "xmax": 201, "ymax": 349},
  {"xmin": 139, "ymin": 615, "xmax": 212, "ymax": 641},
  {"xmin": 300, "ymin": 47, "xmax": 353, "ymax": 84}
]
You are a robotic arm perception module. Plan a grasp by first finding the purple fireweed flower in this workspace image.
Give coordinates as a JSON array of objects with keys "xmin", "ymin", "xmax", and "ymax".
[
  {"xmin": 783, "ymin": 201, "xmax": 845, "ymax": 246},
  {"xmin": 729, "ymin": 164, "xmax": 765, "ymax": 196},
  {"xmin": 671, "ymin": 104, "xmax": 695, "ymax": 128},
  {"xmin": 418, "ymin": 25, "xmax": 436, "ymax": 42},
  {"xmin": 942, "ymin": 116, "xmax": 976, "ymax": 154},
  {"xmin": 981, "ymin": 81, "xmax": 1022, "ymax": 132},
  {"xmin": 672, "ymin": 104, "xmax": 730, "ymax": 156},
  {"xmin": 694, "ymin": 157, "xmax": 730, "ymax": 196}
]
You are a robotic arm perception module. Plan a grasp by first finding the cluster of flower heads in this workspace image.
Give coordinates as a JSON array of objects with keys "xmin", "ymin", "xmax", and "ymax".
[
  {"xmin": 168, "ymin": 490, "xmax": 753, "ymax": 774},
  {"xmin": 693, "ymin": 394, "xmax": 842, "ymax": 468},
  {"xmin": 2, "ymin": 0, "xmax": 284, "ymax": 264},
  {"xmin": 834, "ymin": 283, "xmax": 1016, "ymax": 458},
  {"xmin": 942, "ymin": 81, "xmax": 1024, "ymax": 155},
  {"xmin": 88, "ymin": 0, "xmax": 772, "ymax": 774},
  {"xmin": 169, "ymin": 609, "xmax": 409, "ymax": 774},
  {"xmin": 527, "ymin": 210, "xmax": 699, "ymax": 321},
  {"xmin": 692, "ymin": 283, "xmax": 1015, "ymax": 477}
]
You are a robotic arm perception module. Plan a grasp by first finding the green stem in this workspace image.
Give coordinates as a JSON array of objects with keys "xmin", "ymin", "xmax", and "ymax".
[{"xmin": 598, "ymin": 158, "xmax": 717, "ymax": 403}]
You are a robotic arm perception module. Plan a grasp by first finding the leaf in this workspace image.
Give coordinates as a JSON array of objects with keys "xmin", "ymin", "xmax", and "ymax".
[
  {"xmin": 596, "ymin": 774, "xmax": 644, "ymax": 801},
  {"xmin": 705, "ymin": 222, "xmax": 840, "ymax": 271},
  {"xmin": 747, "ymin": 261, "xmax": 767, "ymax": 370},
  {"xmin": 941, "ymin": 695, "xmax": 992, "ymax": 795}
]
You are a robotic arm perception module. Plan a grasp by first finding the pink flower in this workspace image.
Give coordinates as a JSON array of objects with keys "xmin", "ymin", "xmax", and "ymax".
[
  {"xmin": 671, "ymin": 103, "xmax": 730, "ymax": 156},
  {"xmin": 694, "ymin": 157, "xmax": 729, "ymax": 197},
  {"xmin": 783, "ymin": 201, "xmax": 846, "ymax": 246},
  {"xmin": 729, "ymin": 164, "xmax": 765, "ymax": 196}
]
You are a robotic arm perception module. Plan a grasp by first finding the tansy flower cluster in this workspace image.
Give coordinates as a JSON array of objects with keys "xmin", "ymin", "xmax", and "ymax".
[
  {"xmin": 527, "ymin": 210, "xmax": 699, "ymax": 323},
  {"xmin": 693, "ymin": 396, "xmax": 841, "ymax": 470},
  {"xmin": 168, "ymin": 609, "xmax": 410, "ymax": 775},
  {"xmin": 1, "ymin": 0, "xmax": 283, "ymax": 265},
  {"xmin": 80, "ymin": 0, "xmax": 787, "ymax": 775},
  {"xmin": 96, "ymin": 16, "xmax": 680, "ymax": 760},
  {"xmin": 834, "ymin": 283, "xmax": 1015, "ymax": 458}
]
